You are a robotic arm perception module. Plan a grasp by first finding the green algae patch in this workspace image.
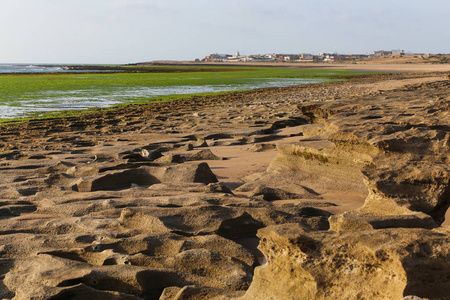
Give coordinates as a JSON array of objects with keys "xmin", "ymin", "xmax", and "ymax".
[{"xmin": 0, "ymin": 66, "xmax": 373, "ymax": 121}]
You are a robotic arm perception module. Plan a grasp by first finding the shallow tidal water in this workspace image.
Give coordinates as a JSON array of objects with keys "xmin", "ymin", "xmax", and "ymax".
[{"xmin": 0, "ymin": 77, "xmax": 326, "ymax": 119}]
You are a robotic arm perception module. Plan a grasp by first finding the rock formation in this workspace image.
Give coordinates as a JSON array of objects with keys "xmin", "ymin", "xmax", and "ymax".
[
  {"xmin": 0, "ymin": 74, "xmax": 449, "ymax": 299},
  {"xmin": 241, "ymin": 80, "xmax": 450, "ymax": 300},
  {"xmin": 243, "ymin": 224, "xmax": 450, "ymax": 300}
]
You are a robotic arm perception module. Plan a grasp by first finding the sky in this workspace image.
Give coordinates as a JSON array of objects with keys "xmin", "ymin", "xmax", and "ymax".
[{"xmin": 1, "ymin": 0, "xmax": 449, "ymax": 64}]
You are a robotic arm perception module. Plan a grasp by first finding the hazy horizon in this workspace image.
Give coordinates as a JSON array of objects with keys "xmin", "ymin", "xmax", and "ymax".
[{"xmin": 1, "ymin": 0, "xmax": 449, "ymax": 64}]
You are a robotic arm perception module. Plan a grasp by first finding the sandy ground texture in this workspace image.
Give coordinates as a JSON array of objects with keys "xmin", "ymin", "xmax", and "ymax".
[{"xmin": 0, "ymin": 71, "xmax": 449, "ymax": 299}]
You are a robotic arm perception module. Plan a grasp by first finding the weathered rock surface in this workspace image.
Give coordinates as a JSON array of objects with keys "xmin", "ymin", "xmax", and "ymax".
[
  {"xmin": 76, "ymin": 162, "xmax": 218, "ymax": 192},
  {"xmin": 242, "ymin": 224, "xmax": 450, "ymax": 300},
  {"xmin": 0, "ymin": 74, "xmax": 449, "ymax": 299},
  {"xmin": 185, "ymin": 149, "xmax": 225, "ymax": 161},
  {"xmin": 265, "ymin": 81, "xmax": 450, "ymax": 226},
  {"xmin": 240, "ymin": 80, "xmax": 450, "ymax": 300}
]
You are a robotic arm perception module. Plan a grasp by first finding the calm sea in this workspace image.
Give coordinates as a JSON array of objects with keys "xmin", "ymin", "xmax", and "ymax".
[{"xmin": 0, "ymin": 64, "xmax": 109, "ymax": 73}]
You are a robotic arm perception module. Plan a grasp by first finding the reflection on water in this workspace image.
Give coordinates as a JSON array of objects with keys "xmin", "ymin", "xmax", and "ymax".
[{"xmin": 0, "ymin": 78, "xmax": 326, "ymax": 119}]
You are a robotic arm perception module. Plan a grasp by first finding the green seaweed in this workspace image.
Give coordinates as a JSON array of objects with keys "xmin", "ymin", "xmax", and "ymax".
[
  {"xmin": 294, "ymin": 150, "xmax": 329, "ymax": 163},
  {"xmin": 0, "ymin": 66, "xmax": 374, "ymax": 123}
]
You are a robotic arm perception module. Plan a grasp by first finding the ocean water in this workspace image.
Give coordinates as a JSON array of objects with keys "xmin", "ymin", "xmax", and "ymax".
[
  {"xmin": 0, "ymin": 64, "xmax": 64, "ymax": 73},
  {"xmin": 0, "ymin": 64, "xmax": 111, "ymax": 73}
]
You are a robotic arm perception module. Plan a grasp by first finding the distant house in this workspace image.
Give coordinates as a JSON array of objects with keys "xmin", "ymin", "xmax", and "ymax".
[
  {"xmin": 343, "ymin": 54, "xmax": 369, "ymax": 61},
  {"xmin": 313, "ymin": 55, "xmax": 324, "ymax": 62},
  {"xmin": 328, "ymin": 55, "xmax": 345, "ymax": 62},
  {"xmin": 227, "ymin": 51, "xmax": 253, "ymax": 62},
  {"xmin": 322, "ymin": 53, "xmax": 344, "ymax": 62},
  {"xmin": 392, "ymin": 50, "xmax": 405, "ymax": 57},
  {"xmin": 283, "ymin": 54, "xmax": 301, "ymax": 61},
  {"xmin": 300, "ymin": 53, "xmax": 314, "ymax": 60},
  {"xmin": 202, "ymin": 53, "xmax": 230, "ymax": 62},
  {"xmin": 249, "ymin": 54, "xmax": 274, "ymax": 62},
  {"xmin": 373, "ymin": 50, "xmax": 393, "ymax": 57},
  {"xmin": 201, "ymin": 51, "xmax": 375, "ymax": 63}
]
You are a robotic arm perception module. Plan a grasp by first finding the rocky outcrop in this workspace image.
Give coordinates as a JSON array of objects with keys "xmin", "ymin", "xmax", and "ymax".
[
  {"xmin": 267, "ymin": 142, "xmax": 371, "ymax": 195},
  {"xmin": 241, "ymin": 80, "xmax": 450, "ymax": 300},
  {"xmin": 0, "ymin": 74, "xmax": 449, "ymax": 299},
  {"xmin": 322, "ymin": 81, "xmax": 449, "ymax": 224},
  {"xmin": 76, "ymin": 163, "xmax": 218, "ymax": 192},
  {"xmin": 267, "ymin": 81, "xmax": 450, "ymax": 225},
  {"xmin": 242, "ymin": 224, "xmax": 450, "ymax": 300},
  {"xmin": 185, "ymin": 149, "xmax": 225, "ymax": 161}
]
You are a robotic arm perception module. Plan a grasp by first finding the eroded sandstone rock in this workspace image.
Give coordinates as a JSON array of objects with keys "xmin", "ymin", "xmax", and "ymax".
[
  {"xmin": 243, "ymin": 224, "xmax": 450, "ymax": 300},
  {"xmin": 185, "ymin": 149, "xmax": 225, "ymax": 161},
  {"xmin": 0, "ymin": 75, "xmax": 449, "ymax": 299},
  {"xmin": 75, "ymin": 163, "xmax": 218, "ymax": 192}
]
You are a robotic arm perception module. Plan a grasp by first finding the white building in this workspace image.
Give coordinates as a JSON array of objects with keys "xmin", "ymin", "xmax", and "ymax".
[{"xmin": 228, "ymin": 51, "xmax": 252, "ymax": 62}]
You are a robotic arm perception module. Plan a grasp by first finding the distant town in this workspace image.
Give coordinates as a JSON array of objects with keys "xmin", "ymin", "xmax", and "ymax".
[{"xmin": 198, "ymin": 50, "xmax": 449, "ymax": 63}]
